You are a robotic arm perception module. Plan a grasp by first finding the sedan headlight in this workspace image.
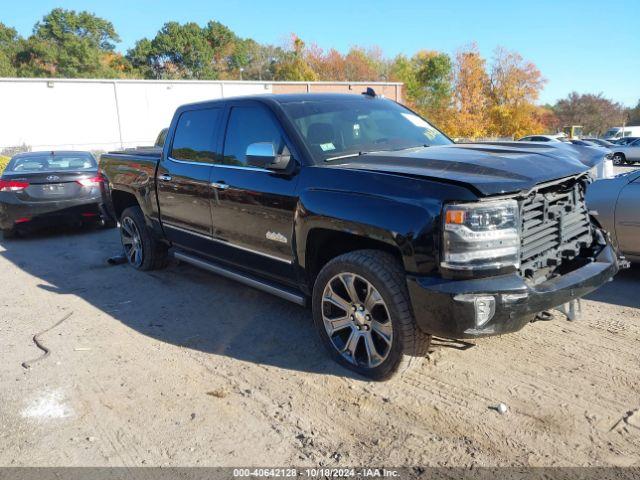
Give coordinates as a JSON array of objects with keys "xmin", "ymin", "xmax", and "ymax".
[{"xmin": 442, "ymin": 199, "xmax": 520, "ymax": 272}]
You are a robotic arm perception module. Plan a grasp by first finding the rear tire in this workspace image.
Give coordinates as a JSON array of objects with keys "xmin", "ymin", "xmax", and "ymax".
[
  {"xmin": 312, "ymin": 249, "xmax": 431, "ymax": 381},
  {"xmin": 119, "ymin": 206, "xmax": 168, "ymax": 271}
]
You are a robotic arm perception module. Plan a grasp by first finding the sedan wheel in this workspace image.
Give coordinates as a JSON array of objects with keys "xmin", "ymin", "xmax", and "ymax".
[{"xmin": 321, "ymin": 272, "xmax": 393, "ymax": 369}]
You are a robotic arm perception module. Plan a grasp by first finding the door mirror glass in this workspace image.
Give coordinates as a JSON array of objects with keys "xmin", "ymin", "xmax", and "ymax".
[{"xmin": 246, "ymin": 142, "xmax": 291, "ymax": 171}]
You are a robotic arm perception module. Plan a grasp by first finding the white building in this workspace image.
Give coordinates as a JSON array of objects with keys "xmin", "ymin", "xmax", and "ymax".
[{"xmin": 0, "ymin": 78, "xmax": 402, "ymax": 153}]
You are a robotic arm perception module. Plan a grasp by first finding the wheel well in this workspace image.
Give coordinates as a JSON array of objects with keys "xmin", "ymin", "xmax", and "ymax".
[
  {"xmin": 111, "ymin": 190, "xmax": 139, "ymax": 220},
  {"xmin": 305, "ymin": 228, "xmax": 403, "ymax": 288}
]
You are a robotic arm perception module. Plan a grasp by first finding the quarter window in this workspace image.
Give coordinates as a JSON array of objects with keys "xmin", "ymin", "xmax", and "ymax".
[
  {"xmin": 170, "ymin": 108, "xmax": 222, "ymax": 163},
  {"xmin": 222, "ymin": 106, "xmax": 283, "ymax": 167}
]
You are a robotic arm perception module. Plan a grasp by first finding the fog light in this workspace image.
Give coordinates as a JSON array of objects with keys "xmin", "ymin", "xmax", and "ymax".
[
  {"xmin": 474, "ymin": 296, "xmax": 495, "ymax": 327},
  {"xmin": 453, "ymin": 294, "xmax": 497, "ymax": 328}
]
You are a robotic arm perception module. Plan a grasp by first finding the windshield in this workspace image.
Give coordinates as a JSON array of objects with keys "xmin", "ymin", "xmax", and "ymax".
[
  {"xmin": 281, "ymin": 98, "xmax": 452, "ymax": 162},
  {"xmin": 604, "ymin": 128, "xmax": 620, "ymax": 138},
  {"xmin": 6, "ymin": 153, "xmax": 97, "ymax": 173}
]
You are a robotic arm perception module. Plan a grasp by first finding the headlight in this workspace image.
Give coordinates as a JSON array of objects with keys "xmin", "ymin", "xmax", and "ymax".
[{"xmin": 442, "ymin": 199, "xmax": 520, "ymax": 272}]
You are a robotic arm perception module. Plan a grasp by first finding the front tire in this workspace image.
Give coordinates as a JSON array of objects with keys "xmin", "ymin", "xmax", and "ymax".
[
  {"xmin": 612, "ymin": 153, "xmax": 626, "ymax": 165},
  {"xmin": 312, "ymin": 250, "xmax": 431, "ymax": 381},
  {"xmin": 120, "ymin": 206, "xmax": 168, "ymax": 271}
]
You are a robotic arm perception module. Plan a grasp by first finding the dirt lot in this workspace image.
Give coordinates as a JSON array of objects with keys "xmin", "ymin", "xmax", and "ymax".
[{"xmin": 1, "ymin": 208, "xmax": 639, "ymax": 467}]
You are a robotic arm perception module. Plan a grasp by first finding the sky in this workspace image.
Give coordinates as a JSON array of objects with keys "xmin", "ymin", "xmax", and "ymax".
[{"xmin": 3, "ymin": 0, "xmax": 639, "ymax": 107}]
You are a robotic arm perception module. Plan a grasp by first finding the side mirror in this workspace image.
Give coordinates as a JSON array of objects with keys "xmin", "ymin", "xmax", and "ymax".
[{"xmin": 246, "ymin": 142, "xmax": 291, "ymax": 171}]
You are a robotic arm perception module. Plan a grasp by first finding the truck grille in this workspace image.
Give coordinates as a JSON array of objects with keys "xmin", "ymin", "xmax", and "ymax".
[{"xmin": 519, "ymin": 179, "xmax": 593, "ymax": 278}]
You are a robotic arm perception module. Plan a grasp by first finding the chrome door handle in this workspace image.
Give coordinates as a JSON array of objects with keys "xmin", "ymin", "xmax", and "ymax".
[
  {"xmin": 211, "ymin": 182, "xmax": 230, "ymax": 190},
  {"xmin": 158, "ymin": 174, "xmax": 172, "ymax": 181}
]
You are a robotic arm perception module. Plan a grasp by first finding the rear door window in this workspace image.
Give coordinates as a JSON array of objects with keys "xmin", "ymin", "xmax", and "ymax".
[{"xmin": 170, "ymin": 108, "xmax": 222, "ymax": 163}]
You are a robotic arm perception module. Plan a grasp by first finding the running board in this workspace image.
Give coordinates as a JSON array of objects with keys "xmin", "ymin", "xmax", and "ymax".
[{"xmin": 173, "ymin": 250, "xmax": 306, "ymax": 306}]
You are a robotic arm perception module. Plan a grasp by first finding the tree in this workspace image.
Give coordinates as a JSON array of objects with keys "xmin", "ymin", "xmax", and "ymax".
[
  {"xmin": 343, "ymin": 47, "xmax": 382, "ymax": 81},
  {"xmin": 553, "ymin": 92, "xmax": 626, "ymax": 136},
  {"xmin": 306, "ymin": 46, "xmax": 347, "ymax": 80},
  {"xmin": 126, "ymin": 38, "xmax": 155, "ymax": 78},
  {"xmin": 390, "ymin": 51, "xmax": 452, "ymax": 128},
  {"xmin": 34, "ymin": 8, "xmax": 119, "ymax": 50},
  {"xmin": 628, "ymin": 100, "xmax": 640, "ymax": 126},
  {"xmin": 126, "ymin": 20, "xmax": 275, "ymax": 80},
  {"xmin": 0, "ymin": 23, "xmax": 21, "ymax": 76},
  {"xmin": 448, "ymin": 45, "xmax": 490, "ymax": 138},
  {"xmin": 273, "ymin": 35, "xmax": 316, "ymax": 81},
  {"xmin": 15, "ymin": 8, "xmax": 125, "ymax": 78},
  {"xmin": 487, "ymin": 47, "xmax": 546, "ymax": 137},
  {"xmin": 146, "ymin": 22, "xmax": 217, "ymax": 79}
]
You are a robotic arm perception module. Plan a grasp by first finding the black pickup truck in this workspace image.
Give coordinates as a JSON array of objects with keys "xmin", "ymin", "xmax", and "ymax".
[{"xmin": 100, "ymin": 92, "xmax": 619, "ymax": 380}]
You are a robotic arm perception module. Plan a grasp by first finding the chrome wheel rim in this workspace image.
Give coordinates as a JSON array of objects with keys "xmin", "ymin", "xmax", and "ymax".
[
  {"xmin": 321, "ymin": 272, "xmax": 393, "ymax": 369},
  {"xmin": 121, "ymin": 217, "xmax": 143, "ymax": 267}
]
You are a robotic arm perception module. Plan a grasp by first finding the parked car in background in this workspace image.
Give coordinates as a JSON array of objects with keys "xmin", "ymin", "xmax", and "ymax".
[
  {"xmin": 567, "ymin": 139, "xmax": 600, "ymax": 147},
  {"xmin": 583, "ymin": 138, "xmax": 616, "ymax": 148},
  {"xmin": 514, "ymin": 139, "xmax": 614, "ymax": 179},
  {"xmin": 100, "ymin": 93, "xmax": 619, "ymax": 379},
  {"xmin": 611, "ymin": 138, "xmax": 640, "ymax": 165},
  {"xmin": 612, "ymin": 136, "xmax": 639, "ymax": 146},
  {"xmin": 603, "ymin": 126, "xmax": 640, "ymax": 142},
  {"xmin": 518, "ymin": 134, "xmax": 565, "ymax": 142},
  {"xmin": 587, "ymin": 169, "xmax": 640, "ymax": 263},
  {"xmin": 0, "ymin": 151, "xmax": 112, "ymax": 238}
]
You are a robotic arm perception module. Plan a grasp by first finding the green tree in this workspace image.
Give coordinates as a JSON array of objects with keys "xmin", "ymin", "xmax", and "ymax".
[
  {"xmin": 126, "ymin": 20, "xmax": 257, "ymax": 79},
  {"xmin": 149, "ymin": 22, "xmax": 216, "ymax": 79},
  {"xmin": 390, "ymin": 51, "xmax": 452, "ymax": 127},
  {"xmin": 15, "ymin": 8, "xmax": 124, "ymax": 78},
  {"xmin": 0, "ymin": 23, "xmax": 21, "ymax": 76},
  {"xmin": 204, "ymin": 21, "xmax": 237, "ymax": 66},
  {"xmin": 126, "ymin": 38, "xmax": 155, "ymax": 78}
]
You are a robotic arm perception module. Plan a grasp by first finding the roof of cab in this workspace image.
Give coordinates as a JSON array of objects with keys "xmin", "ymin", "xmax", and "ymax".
[{"xmin": 178, "ymin": 92, "xmax": 386, "ymax": 110}]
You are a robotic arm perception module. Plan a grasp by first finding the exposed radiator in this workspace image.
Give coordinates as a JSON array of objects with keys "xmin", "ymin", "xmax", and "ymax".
[{"xmin": 519, "ymin": 179, "xmax": 593, "ymax": 278}]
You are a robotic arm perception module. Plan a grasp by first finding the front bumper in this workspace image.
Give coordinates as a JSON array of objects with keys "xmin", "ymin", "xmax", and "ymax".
[
  {"xmin": 407, "ymin": 243, "xmax": 619, "ymax": 339},
  {"xmin": 0, "ymin": 194, "xmax": 104, "ymax": 230}
]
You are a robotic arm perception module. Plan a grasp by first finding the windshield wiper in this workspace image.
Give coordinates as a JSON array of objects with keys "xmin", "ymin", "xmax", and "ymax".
[
  {"xmin": 324, "ymin": 145, "xmax": 431, "ymax": 162},
  {"xmin": 325, "ymin": 152, "xmax": 365, "ymax": 162}
]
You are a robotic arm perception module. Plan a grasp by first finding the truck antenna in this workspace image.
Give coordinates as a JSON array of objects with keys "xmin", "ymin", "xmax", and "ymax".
[{"xmin": 362, "ymin": 87, "xmax": 377, "ymax": 98}]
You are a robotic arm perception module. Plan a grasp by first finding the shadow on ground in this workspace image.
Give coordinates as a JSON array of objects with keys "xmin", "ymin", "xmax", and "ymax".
[
  {"xmin": 0, "ymin": 226, "xmax": 359, "ymax": 379},
  {"xmin": 2, "ymin": 225, "xmax": 637, "ymax": 378},
  {"xmin": 585, "ymin": 263, "xmax": 640, "ymax": 309}
]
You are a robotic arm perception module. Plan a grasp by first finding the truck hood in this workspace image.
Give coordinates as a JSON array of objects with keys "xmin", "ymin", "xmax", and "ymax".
[{"xmin": 327, "ymin": 142, "xmax": 595, "ymax": 196}]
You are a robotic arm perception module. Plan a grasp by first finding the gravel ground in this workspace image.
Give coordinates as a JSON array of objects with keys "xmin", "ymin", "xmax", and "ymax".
[{"xmin": 0, "ymin": 172, "xmax": 639, "ymax": 468}]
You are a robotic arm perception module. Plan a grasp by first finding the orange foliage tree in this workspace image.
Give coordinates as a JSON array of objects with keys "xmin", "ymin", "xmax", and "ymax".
[
  {"xmin": 449, "ymin": 44, "xmax": 490, "ymax": 139},
  {"xmin": 487, "ymin": 47, "xmax": 547, "ymax": 138}
]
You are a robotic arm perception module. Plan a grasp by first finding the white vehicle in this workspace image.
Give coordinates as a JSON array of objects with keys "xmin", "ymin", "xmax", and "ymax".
[
  {"xmin": 611, "ymin": 138, "xmax": 640, "ymax": 165},
  {"xmin": 603, "ymin": 126, "xmax": 640, "ymax": 141}
]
